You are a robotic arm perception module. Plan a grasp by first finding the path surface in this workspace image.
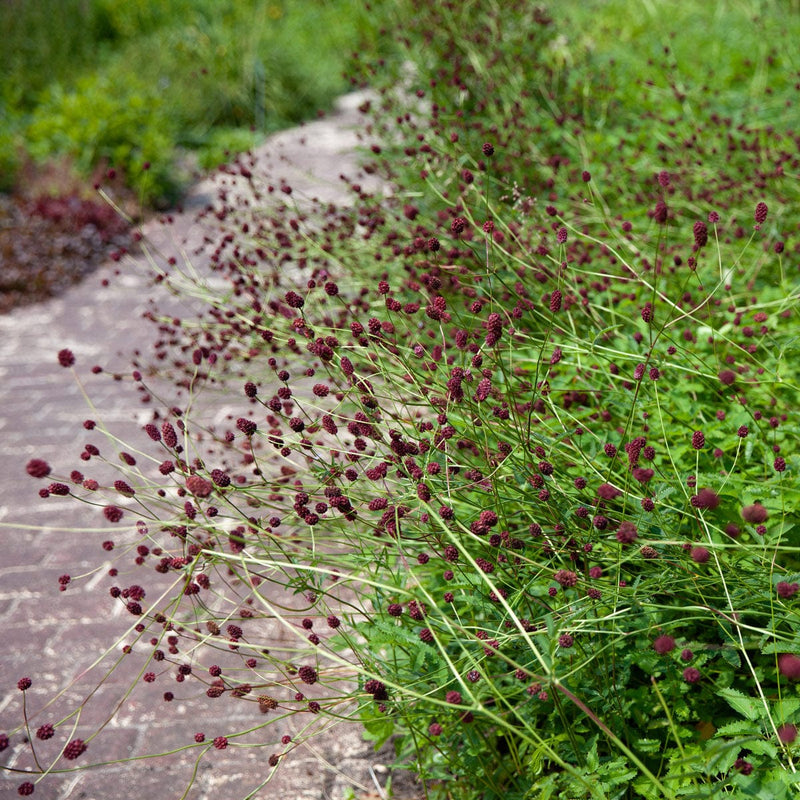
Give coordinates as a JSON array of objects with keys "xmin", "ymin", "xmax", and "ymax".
[{"xmin": 0, "ymin": 94, "xmax": 411, "ymax": 800}]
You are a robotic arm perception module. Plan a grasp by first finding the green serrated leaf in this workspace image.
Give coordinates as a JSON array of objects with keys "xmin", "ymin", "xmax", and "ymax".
[
  {"xmin": 362, "ymin": 717, "xmax": 395, "ymax": 750},
  {"xmin": 634, "ymin": 738, "xmax": 664, "ymax": 754},
  {"xmin": 632, "ymin": 777, "xmax": 666, "ymax": 800},
  {"xmin": 773, "ymin": 697, "xmax": 800, "ymax": 719},
  {"xmin": 761, "ymin": 641, "xmax": 799, "ymax": 655},
  {"xmin": 719, "ymin": 646, "xmax": 742, "ymax": 668},
  {"xmin": 745, "ymin": 738, "xmax": 778, "ymax": 758},
  {"xmin": 655, "ymin": 483, "xmax": 676, "ymax": 501},
  {"xmin": 585, "ymin": 736, "xmax": 600, "ymax": 771},
  {"xmin": 701, "ymin": 737, "xmax": 744, "ymax": 774},
  {"xmin": 718, "ymin": 687, "xmax": 764, "ymax": 721},
  {"xmin": 714, "ymin": 719, "xmax": 762, "ymax": 737}
]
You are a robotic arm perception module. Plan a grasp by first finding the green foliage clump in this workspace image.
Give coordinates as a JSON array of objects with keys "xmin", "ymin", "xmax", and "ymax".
[
  {"xmin": 25, "ymin": 75, "xmax": 181, "ymax": 207},
  {"xmin": 1, "ymin": 0, "xmax": 394, "ymax": 205}
]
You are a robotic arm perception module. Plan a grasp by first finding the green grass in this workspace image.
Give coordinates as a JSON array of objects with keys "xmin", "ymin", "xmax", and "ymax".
[{"xmin": 1, "ymin": 0, "xmax": 393, "ymax": 205}]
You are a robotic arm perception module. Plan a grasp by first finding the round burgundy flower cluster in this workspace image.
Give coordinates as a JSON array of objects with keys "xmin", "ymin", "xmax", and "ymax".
[
  {"xmin": 653, "ymin": 635, "xmax": 676, "ymax": 655},
  {"xmin": 63, "ymin": 738, "xmax": 87, "ymax": 760},
  {"xmin": 615, "ymin": 521, "xmax": 637, "ymax": 545},
  {"xmin": 298, "ymin": 666, "xmax": 318, "ymax": 685},
  {"xmin": 57, "ymin": 348, "xmax": 76, "ymax": 368}
]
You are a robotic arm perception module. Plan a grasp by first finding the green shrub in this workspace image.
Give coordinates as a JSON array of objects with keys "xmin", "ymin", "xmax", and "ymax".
[
  {"xmin": 25, "ymin": 75, "xmax": 182, "ymax": 206},
  {"xmin": 2, "ymin": 0, "xmax": 394, "ymax": 206},
  {"xmin": 0, "ymin": 108, "xmax": 23, "ymax": 193},
  {"xmin": 0, "ymin": 0, "xmax": 102, "ymax": 110}
]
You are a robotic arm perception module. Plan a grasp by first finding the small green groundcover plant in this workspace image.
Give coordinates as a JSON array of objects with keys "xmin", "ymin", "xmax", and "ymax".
[{"xmin": 4, "ymin": 0, "xmax": 800, "ymax": 798}]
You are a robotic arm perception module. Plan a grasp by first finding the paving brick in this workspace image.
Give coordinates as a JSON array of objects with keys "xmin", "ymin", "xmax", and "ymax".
[
  {"xmin": 0, "ymin": 773, "xmax": 73, "ymax": 799},
  {"xmin": 64, "ymin": 758, "xmax": 201, "ymax": 800}
]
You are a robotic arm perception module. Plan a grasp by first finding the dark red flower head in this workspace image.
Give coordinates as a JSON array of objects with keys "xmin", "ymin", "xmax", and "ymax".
[
  {"xmin": 779, "ymin": 654, "xmax": 800, "ymax": 680},
  {"xmin": 298, "ymin": 666, "xmax": 317, "ymax": 685},
  {"xmin": 446, "ymin": 690, "xmax": 463, "ymax": 705},
  {"xmin": 682, "ymin": 667, "xmax": 701, "ymax": 683},
  {"xmin": 597, "ymin": 483, "xmax": 622, "ymax": 500},
  {"xmin": 615, "ymin": 521, "xmax": 638, "ymax": 544},
  {"xmin": 693, "ymin": 221, "xmax": 708, "ymax": 248},
  {"xmin": 450, "ymin": 217, "xmax": 466, "ymax": 235},
  {"xmin": 186, "ymin": 475, "xmax": 213, "ymax": 498},
  {"xmin": 741, "ymin": 503, "xmax": 768, "ymax": 523},
  {"xmin": 652, "ymin": 200, "xmax": 668, "ymax": 224},
  {"xmin": 554, "ymin": 569, "xmax": 578, "ymax": 588},
  {"xmin": 63, "ymin": 738, "xmax": 87, "ymax": 760},
  {"xmin": 777, "ymin": 582, "xmax": 799, "ymax": 599},
  {"xmin": 778, "ymin": 723, "xmax": 797, "ymax": 744},
  {"xmin": 691, "ymin": 488, "xmax": 720, "ymax": 510},
  {"xmin": 103, "ymin": 506, "xmax": 124, "ymax": 523},
  {"xmin": 236, "ymin": 418, "xmax": 257, "ymax": 436},
  {"xmin": 36, "ymin": 724, "xmax": 54, "ymax": 740},
  {"xmin": 26, "ymin": 459, "xmax": 51, "ymax": 479},
  {"xmin": 57, "ymin": 348, "xmax": 75, "ymax": 368},
  {"xmin": 653, "ymin": 635, "xmax": 676, "ymax": 654}
]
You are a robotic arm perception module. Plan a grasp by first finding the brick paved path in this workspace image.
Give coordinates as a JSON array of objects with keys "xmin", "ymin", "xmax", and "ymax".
[{"xmin": 0, "ymin": 94, "xmax": 413, "ymax": 800}]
